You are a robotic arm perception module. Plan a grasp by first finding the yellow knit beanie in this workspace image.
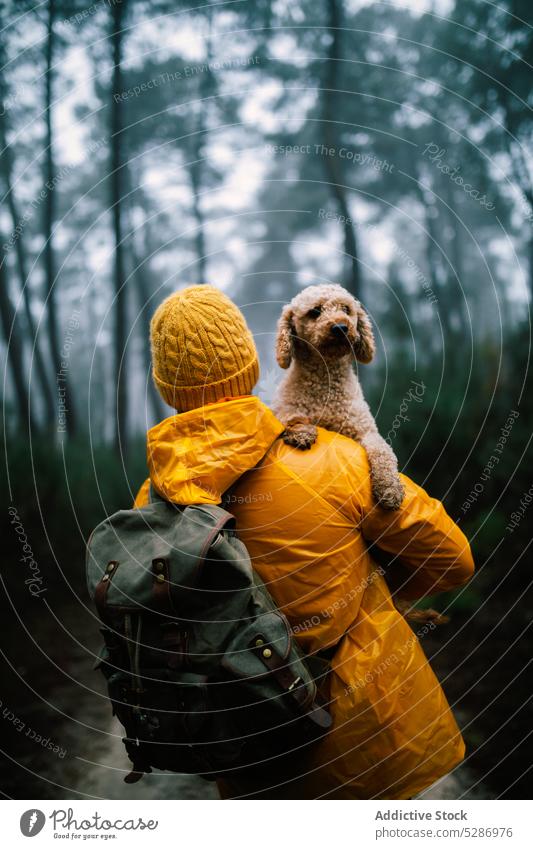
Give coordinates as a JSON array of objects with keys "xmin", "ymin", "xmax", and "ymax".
[{"xmin": 150, "ymin": 285, "xmax": 260, "ymax": 411}]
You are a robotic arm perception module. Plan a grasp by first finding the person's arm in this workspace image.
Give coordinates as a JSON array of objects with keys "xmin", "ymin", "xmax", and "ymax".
[{"xmin": 360, "ymin": 474, "xmax": 474, "ymax": 600}]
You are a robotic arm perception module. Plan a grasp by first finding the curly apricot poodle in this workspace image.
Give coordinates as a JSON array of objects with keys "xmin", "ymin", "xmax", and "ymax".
[{"xmin": 273, "ymin": 283, "xmax": 405, "ymax": 510}]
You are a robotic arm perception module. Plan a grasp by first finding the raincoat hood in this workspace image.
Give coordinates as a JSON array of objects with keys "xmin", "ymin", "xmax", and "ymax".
[{"xmin": 144, "ymin": 396, "xmax": 284, "ymax": 505}]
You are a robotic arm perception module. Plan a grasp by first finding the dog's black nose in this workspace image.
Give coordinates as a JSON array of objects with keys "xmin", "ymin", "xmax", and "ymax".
[{"xmin": 331, "ymin": 323, "xmax": 349, "ymax": 338}]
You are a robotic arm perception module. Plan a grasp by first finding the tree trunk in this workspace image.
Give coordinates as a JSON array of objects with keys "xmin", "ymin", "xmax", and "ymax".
[
  {"xmin": 528, "ymin": 224, "xmax": 533, "ymax": 303},
  {"xmin": 441, "ymin": 173, "xmax": 468, "ymax": 333},
  {"xmin": 86, "ymin": 275, "xmax": 107, "ymax": 442},
  {"xmin": 134, "ymin": 263, "xmax": 166, "ymax": 423},
  {"xmin": 416, "ymin": 172, "xmax": 456, "ymax": 344},
  {"xmin": 525, "ymin": 191, "xmax": 533, "ymax": 301},
  {"xmin": 189, "ymin": 150, "xmax": 207, "ymax": 283},
  {"xmin": 322, "ymin": 0, "xmax": 362, "ymax": 301},
  {"xmin": 188, "ymin": 19, "xmax": 213, "ymax": 285},
  {"xmin": 0, "ymin": 258, "xmax": 34, "ymax": 430},
  {"xmin": 44, "ymin": 0, "xmax": 76, "ymax": 436},
  {"xmin": 0, "ymin": 97, "xmax": 55, "ymax": 426},
  {"xmin": 511, "ymin": 180, "xmax": 533, "ymax": 301},
  {"xmin": 110, "ymin": 0, "xmax": 128, "ymax": 453},
  {"xmin": 128, "ymin": 221, "xmax": 166, "ymax": 423},
  {"xmin": 500, "ymin": 91, "xmax": 533, "ymax": 301}
]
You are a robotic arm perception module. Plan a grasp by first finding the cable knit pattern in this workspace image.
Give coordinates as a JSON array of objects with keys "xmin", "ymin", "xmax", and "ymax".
[{"xmin": 150, "ymin": 285, "xmax": 259, "ymax": 411}]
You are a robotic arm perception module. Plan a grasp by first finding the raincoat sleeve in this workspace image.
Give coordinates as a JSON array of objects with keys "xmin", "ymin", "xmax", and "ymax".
[{"xmin": 359, "ymin": 474, "xmax": 475, "ymax": 600}]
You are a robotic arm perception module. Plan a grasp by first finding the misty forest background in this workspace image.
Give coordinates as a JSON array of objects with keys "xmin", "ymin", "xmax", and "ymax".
[{"xmin": 1, "ymin": 0, "xmax": 532, "ymax": 799}]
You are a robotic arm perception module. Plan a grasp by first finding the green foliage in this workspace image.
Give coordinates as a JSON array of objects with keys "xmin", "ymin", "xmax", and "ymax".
[
  {"xmin": 1, "ymin": 434, "xmax": 148, "ymax": 597},
  {"xmin": 370, "ymin": 320, "xmax": 532, "ymax": 597}
]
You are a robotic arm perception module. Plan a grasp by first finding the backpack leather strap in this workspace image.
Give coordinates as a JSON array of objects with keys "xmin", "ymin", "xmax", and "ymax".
[
  {"xmin": 94, "ymin": 561, "xmax": 119, "ymax": 622},
  {"xmin": 255, "ymin": 643, "xmax": 333, "ymax": 731}
]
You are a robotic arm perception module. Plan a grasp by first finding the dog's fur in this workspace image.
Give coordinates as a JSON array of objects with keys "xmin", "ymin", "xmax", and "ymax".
[
  {"xmin": 271, "ymin": 283, "xmax": 450, "ymax": 625},
  {"xmin": 272, "ymin": 283, "xmax": 405, "ymax": 510}
]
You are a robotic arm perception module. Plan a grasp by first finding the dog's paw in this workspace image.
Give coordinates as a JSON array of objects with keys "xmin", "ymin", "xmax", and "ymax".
[
  {"xmin": 374, "ymin": 478, "xmax": 405, "ymax": 510},
  {"xmin": 283, "ymin": 423, "xmax": 318, "ymax": 450}
]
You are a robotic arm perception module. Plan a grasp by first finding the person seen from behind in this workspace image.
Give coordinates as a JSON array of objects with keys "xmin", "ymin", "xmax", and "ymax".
[{"xmin": 134, "ymin": 285, "xmax": 475, "ymax": 799}]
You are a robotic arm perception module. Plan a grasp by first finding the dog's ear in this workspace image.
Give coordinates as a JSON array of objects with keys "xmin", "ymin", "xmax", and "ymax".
[
  {"xmin": 354, "ymin": 303, "xmax": 375, "ymax": 363},
  {"xmin": 276, "ymin": 305, "xmax": 295, "ymax": 369}
]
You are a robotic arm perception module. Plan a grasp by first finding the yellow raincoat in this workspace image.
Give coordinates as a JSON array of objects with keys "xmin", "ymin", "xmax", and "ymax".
[{"xmin": 135, "ymin": 395, "xmax": 474, "ymax": 799}]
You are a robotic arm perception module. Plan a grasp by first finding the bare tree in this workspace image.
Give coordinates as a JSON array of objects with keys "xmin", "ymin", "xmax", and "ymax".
[
  {"xmin": 0, "ymin": 257, "xmax": 35, "ymax": 430},
  {"xmin": 0, "ymin": 69, "xmax": 55, "ymax": 426},
  {"xmin": 187, "ymin": 12, "xmax": 215, "ymax": 284},
  {"xmin": 43, "ymin": 0, "xmax": 77, "ymax": 435},
  {"xmin": 110, "ymin": 0, "xmax": 128, "ymax": 453},
  {"xmin": 126, "ymin": 207, "xmax": 166, "ymax": 424},
  {"xmin": 188, "ymin": 134, "xmax": 208, "ymax": 283},
  {"xmin": 321, "ymin": 0, "xmax": 362, "ymax": 300}
]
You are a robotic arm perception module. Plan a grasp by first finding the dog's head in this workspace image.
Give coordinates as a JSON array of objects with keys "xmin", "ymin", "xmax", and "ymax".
[{"xmin": 276, "ymin": 284, "xmax": 375, "ymax": 368}]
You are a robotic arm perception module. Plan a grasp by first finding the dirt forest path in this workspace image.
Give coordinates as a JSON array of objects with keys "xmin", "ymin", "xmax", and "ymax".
[
  {"xmin": 3, "ymin": 590, "xmax": 491, "ymax": 801},
  {"xmin": 69, "ymin": 721, "xmax": 487, "ymax": 801},
  {"xmin": 41, "ymin": 698, "xmax": 489, "ymax": 801},
  {"xmin": 64, "ymin": 722, "xmax": 486, "ymax": 802}
]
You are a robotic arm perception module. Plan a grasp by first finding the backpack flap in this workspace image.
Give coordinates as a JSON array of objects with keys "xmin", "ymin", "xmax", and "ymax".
[
  {"xmin": 221, "ymin": 611, "xmax": 292, "ymax": 681},
  {"xmin": 220, "ymin": 609, "xmax": 332, "ymax": 754},
  {"xmin": 86, "ymin": 501, "xmax": 248, "ymax": 616},
  {"xmin": 221, "ymin": 610, "xmax": 322, "ymax": 716}
]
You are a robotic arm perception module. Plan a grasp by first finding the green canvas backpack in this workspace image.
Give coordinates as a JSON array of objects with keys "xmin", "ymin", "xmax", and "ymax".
[{"xmin": 86, "ymin": 487, "xmax": 332, "ymax": 784}]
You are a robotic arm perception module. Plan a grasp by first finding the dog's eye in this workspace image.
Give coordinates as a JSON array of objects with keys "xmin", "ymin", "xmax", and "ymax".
[
  {"xmin": 341, "ymin": 305, "xmax": 351, "ymax": 314},
  {"xmin": 307, "ymin": 307, "xmax": 321, "ymax": 318}
]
